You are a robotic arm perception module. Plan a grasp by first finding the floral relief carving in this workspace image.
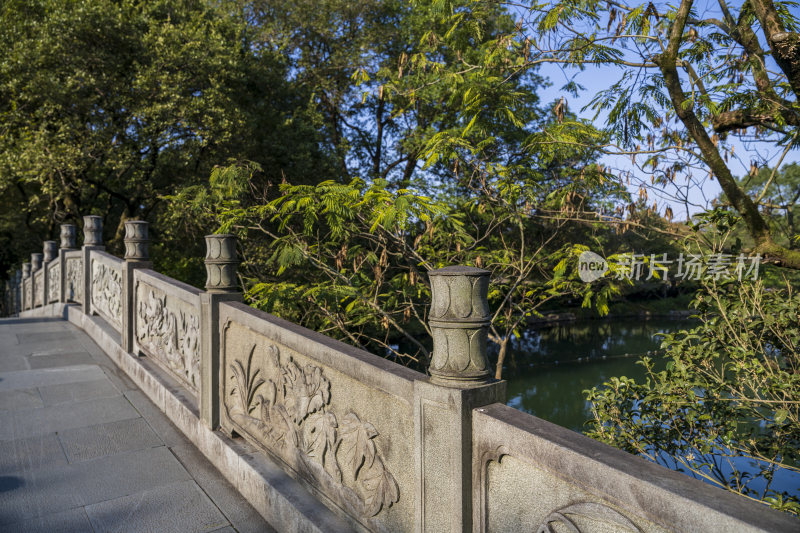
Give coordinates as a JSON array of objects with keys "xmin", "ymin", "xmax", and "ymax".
[
  {"xmin": 136, "ymin": 286, "xmax": 200, "ymax": 390},
  {"xmin": 536, "ymin": 502, "xmax": 643, "ymax": 533},
  {"xmin": 91, "ymin": 260, "xmax": 122, "ymax": 327},
  {"xmin": 48, "ymin": 263, "xmax": 60, "ymax": 303},
  {"xmin": 226, "ymin": 343, "xmax": 399, "ymax": 518},
  {"xmin": 65, "ymin": 258, "xmax": 82, "ymax": 302}
]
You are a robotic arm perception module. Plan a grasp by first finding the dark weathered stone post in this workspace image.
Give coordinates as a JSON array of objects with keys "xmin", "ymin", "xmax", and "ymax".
[
  {"xmin": 31, "ymin": 252, "xmax": 42, "ymax": 272},
  {"xmin": 122, "ymin": 221, "xmax": 152, "ymax": 353},
  {"xmin": 21, "ymin": 264, "xmax": 30, "ymax": 311},
  {"xmin": 31, "ymin": 253, "xmax": 43, "ymax": 308},
  {"xmin": 413, "ymin": 265, "xmax": 505, "ymax": 532},
  {"xmin": 14, "ymin": 269, "xmax": 21, "ymax": 315},
  {"xmin": 200, "ymin": 234, "xmax": 242, "ymax": 429},
  {"xmin": 82, "ymin": 215, "xmax": 104, "ymax": 315},
  {"xmin": 61, "ymin": 224, "xmax": 77, "ymax": 249},
  {"xmin": 59, "ymin": 224, "xmax": 77, "ymax": 303},
  {"xmin": 43, "ymin": 241, "xmax": 57, "ymax": 263},
  {"xmin": 42, "ymin": 241, "xmax": 57, "ymax": 306},
  {"xmin": 3, "ymin": 279, "xmax": 9, "ymax": 316},
  {"xmin": 7, "ymin": 274, "xmax": 14, "ymax": 316}
]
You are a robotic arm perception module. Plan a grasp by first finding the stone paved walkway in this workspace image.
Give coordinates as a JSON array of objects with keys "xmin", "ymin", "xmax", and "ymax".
[{"xmin": 0, "ymin": 317, "xmax": 276, "ymax": 533}]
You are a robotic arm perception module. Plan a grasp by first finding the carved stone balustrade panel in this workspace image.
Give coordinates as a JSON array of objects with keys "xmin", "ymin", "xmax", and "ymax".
[
  {"xmin": 48, "ymin": 262, "xmax": 60, "ymax": 303},
  {"xmin": 469, "ymin": 404, "xmax": 779, "ymax": 533},
  {"xmin": 219, "ymin": 312, "xmax": 416, "ymax": 533},
  {"xmin": 134, "ymin": 277, "xmax": 201, "ymax": 393},
  {"xmin": 33, "ymin": 270, "xmax": 44, "ymax": 307},
  {"xmin": 65, "ymin": 256, "xmax": 83, "ymax": 303},
  {"xmin": 90, "ymin": 254, "xmax": 122, "ymax": 331}
]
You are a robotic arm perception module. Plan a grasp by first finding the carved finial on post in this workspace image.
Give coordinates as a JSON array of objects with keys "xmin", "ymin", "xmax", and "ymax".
[
  {"xmin": 83, "ymin": 215, "xmax": 103, "ymax": 246},
  {"xmin": 31, "ymin": 253, "xmax": 43, "ymax": 272},
  {"xmin": 204, "ymin": 234, "xmax": 239, "ymax": 292},
  {"xmin": 124, "ymin": 221, "xmax": 150, "ymax": 262},
  {"xmin": 60, "ymin": 224, "xmax": 77, "ymax": 249},
  {"xmin": 121, "ymin": 221, "xmax": 151, "ymax": 354},
  {"xmin": 201, "ymin": 233, "xmax": 243, "ymax": 429},
  {"xmin": 427, "ymin": 266, "xmax": 493, "ymax": 385},
  {"xmin": 22, "ymin": 263, "xmax": 31, "ymax": 279},
  {"xmin": 43, "ymin": 241, "xmax": 58, "ymax": 262}
]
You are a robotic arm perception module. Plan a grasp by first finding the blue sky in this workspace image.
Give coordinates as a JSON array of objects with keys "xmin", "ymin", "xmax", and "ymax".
[
  {"xmin": 535, "ymin": 60, "xmax": 799, "ymax": 220},
  {"xmin": 510, "ymin": 0, "xmax": 800, "ymax": 222}
]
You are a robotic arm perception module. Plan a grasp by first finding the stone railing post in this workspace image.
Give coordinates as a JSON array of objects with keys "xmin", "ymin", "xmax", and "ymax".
[
  {"xmin": 59, "ymin": 224, "xmax": 77, "ymax": 303},
  {"xmin": 42, "ymin": 241, "xmax": 57, "ymax": 307},
  {"xmin": 82, "ymin": 215, "xmax": 104, "ymax": 315},
  {"xmin": 21, "ymin": 264, "xmax": 30, "ymax": 311},
  {"xmin": 31, "ymin": 252, "xmax": 43, "ymax": 308},
  {"xmin": 122, "ymin": 221, "xmax": 152, "ymax": 353},
  {"xmin": 200, "ymin": 234, "xmax": 242, "ymax": 429},
  {"xmin": 413, "ymin": 266, "xmax": 505, "ymax": 533},
  {"xmin": 7, "ymin": 274, "xmax": 13, "ymax": 316},
  {"xmin": 14, "ymin": 269, "xmax": 21, "ymax": 315},
  {"xmin": 3, "ymin": 279, "xmax": 8, "ymax": 316}
]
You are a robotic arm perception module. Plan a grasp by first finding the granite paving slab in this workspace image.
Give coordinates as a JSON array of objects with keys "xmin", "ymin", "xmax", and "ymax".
[
  {"xmin": 0, "ymin": 394, "xmax": 140, "ymax": 441},
  {"xmin": 0, "ymin": 442, "xmax": 192, "ymax": 525},
  {"xmin": 17, "ymin": 331, "xmax": 75, "ymax": 343},
  {"xmin": 85, "ymin": 480, "xmax": 229, "ymax": 533},
  {"xmin": 0, "ymin": 387, "xmax": 43, "ymax": 411},
  {"xmin": 0, "ymin": 332, "xmax": 19, "ymax": 346},
  {"xmin": 3, "ymin": 339, "xmax": 86, "ymax": 357},
  {"xmin": 37, "ymin": 377, "xmax": 119, "ymax": 406},
  {"xmin": 57, "ymin": 417, "xmax": 163, "ymax": 463},
  {"xmin": 1, "ymin": 507, "xmax": 94, "ymax": 533},
  {"xmin": 123, "ymin": 388, "xmax": 194, "ymax": 448},
  {"xmin": 0, "ymin": 433, "xmax": 68, "ymax": 472},
  {"xmin": 0, "ymin": 354, "xmax": 29, "ymax": 372},
  {"xmin": 0, "ymin": 316, "xmax": 274, "ymax": 532},
  {"xmin": 171, "ymin": 443, "xmax": 277, "ymax": 533},
  {"xmin": 26, "ymin": 351, "xmax": 95, "ymax": 369},
  {"xmin": 0, "ymin": 365, "xmax": 107, "ymax": 392}
]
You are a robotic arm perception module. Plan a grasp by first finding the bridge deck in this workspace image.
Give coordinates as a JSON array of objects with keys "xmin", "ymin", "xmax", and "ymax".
[{"xmin": 0, "ymin": 316, "xmax": 275, "ymax": 533}]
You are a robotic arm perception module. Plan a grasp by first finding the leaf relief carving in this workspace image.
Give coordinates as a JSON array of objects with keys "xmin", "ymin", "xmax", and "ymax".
[
  {"xmin": 361, "ymin": 457, "xmax": 400, "ymax": 518},
  {"xmin": 224, "ymin": 342, "xmax": 399, "ymax": 518},
  {"xmin": 339, "ymin": 412, "xmax": 377, "ymax": 479},
  {"xmin": 536, "ymin": 502, "xmax": 643, "ymax": 533}
]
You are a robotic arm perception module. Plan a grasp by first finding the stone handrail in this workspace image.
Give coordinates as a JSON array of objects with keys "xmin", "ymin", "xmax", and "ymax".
[{"xmin": 2, "ymin": 217, "xmax": 797, "ymax": 533}]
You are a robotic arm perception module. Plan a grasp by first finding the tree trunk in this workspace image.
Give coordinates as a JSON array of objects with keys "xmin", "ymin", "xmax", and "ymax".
[
  {"xmin": 657, "ymin": 0, "xmax": 800, "ymax": 269},
  {"xmin": 495, "ymin": 337, "xmax": 509, "ymax": 380}
]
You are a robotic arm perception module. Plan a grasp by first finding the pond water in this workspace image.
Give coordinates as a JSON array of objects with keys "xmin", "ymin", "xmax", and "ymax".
[
  {"xmin": 502, "ymin": 317, "xmax": 799, "ymax": 500},
  {"xmin": 502, "ymin": 318, "xmax": 691, "ymax": 431}
]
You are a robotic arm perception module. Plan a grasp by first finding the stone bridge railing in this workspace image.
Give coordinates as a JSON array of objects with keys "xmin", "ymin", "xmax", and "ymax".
[{"xmin": 1, "ymin": 217, "xmax": 796, "ymax": 533}]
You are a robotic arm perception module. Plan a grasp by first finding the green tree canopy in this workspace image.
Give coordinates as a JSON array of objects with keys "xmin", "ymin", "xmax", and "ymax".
[{"xmin": 0, "ymin": 0, "xmax": 330, "ymax": 279}]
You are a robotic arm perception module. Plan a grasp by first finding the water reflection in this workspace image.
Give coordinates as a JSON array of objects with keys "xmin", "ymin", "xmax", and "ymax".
[
  {"xmin": 503, "ymin": 318, "xmax": 800, "ymax": 498},
  {"xmin": 503, "ymin": 319, "xmax": 691, "ymax": 431}
]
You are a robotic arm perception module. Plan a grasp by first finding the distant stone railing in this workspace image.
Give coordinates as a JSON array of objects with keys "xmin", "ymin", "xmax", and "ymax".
[{"xmin": 2, "ymin": 217, "xmax": 796, "ymax": 533}]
